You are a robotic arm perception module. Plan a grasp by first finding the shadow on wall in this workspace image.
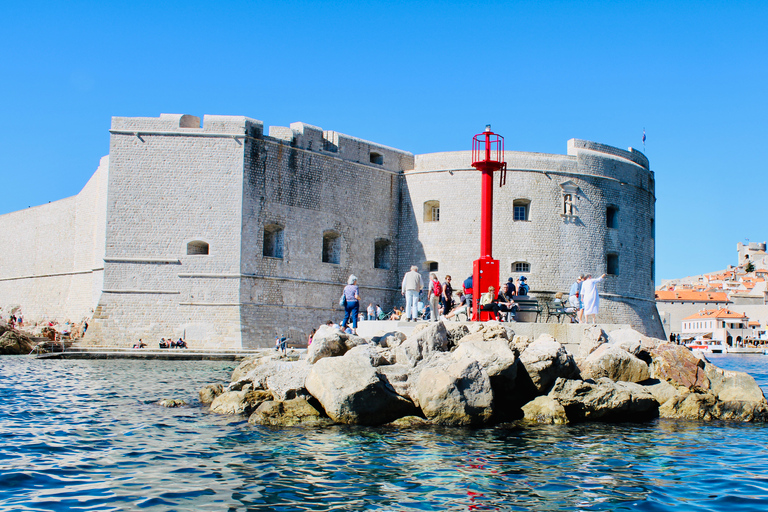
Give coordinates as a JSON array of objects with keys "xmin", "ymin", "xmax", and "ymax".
[{"xmin": 396, "ymin": 179, "xmax": 428, "ymax": 310}]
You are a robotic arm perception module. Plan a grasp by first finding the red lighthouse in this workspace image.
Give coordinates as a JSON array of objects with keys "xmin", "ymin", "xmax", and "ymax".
[{"xmin": 471, "ymin": 125, "xmax": 507, "ymax": 321}]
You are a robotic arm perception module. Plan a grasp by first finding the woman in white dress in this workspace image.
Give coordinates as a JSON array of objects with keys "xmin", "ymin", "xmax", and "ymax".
[{"xmin": 581, "ymin": 273, "xmax": 606, "ymax": 324}]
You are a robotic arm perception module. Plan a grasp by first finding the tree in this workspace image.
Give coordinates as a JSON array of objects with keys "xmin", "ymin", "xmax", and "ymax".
[{"xmin": 745, "ymin": 261, "xmax": 755, "ymax": 273}]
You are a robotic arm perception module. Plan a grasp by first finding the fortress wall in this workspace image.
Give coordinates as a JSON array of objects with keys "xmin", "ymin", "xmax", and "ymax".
[
  {"xmin": 238, "ymin": 127, "xmax": 413, "ymax": 347},
  {"xmin": 400, "ymin": 142, "xmax": 662, "ymax": 338},
  {"xmin": 86, "ymin": 114, "xmax": 253, "ymax": 348},
  {"xmin": 0, "ymin": 158, "xmax": 108, "ymax": 322}
]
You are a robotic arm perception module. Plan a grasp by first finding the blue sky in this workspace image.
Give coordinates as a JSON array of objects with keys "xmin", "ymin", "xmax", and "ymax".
[{"xmin": 1, "ymin": 0, "xmax": 766, "ymax": 283}]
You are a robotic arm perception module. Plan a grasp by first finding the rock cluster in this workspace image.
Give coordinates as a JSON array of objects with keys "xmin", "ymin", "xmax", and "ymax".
[
  {"xmin": 201, "ymin": 322, "xmax": 768, "ymax": 427},
  {"xmin": 0, "ymin": 326, "xmax": 35, "ymax": 355}
]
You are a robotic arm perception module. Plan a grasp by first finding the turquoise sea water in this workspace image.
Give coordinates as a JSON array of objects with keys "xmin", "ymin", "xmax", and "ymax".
[{"xmin": 2, "ymin": 355, "xmax": 768, "ymax": 511}]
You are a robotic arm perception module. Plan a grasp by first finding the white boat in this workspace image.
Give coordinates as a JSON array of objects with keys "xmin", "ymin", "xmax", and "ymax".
[{"xmin": 685, "ymin": 339, "xmax": 727, "ymax": 354}]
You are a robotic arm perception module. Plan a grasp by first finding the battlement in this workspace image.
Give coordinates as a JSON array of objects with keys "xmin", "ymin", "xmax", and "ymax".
[
  {"xmin": 268, "ymin": 121, "xmax": 414, "ymax": 172},
  {"xmin": 567, "ymin": 139, "xmax": 649, "ymax": 169},
  {"xmin": 110, "ymin": 114, "xmax": 264, "ymax": 138}
]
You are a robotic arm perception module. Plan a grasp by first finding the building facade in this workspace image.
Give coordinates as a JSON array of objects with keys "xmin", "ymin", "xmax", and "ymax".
[{"xmin": 0, "ymin": 113, "xmax": 663, "ymax": 347}]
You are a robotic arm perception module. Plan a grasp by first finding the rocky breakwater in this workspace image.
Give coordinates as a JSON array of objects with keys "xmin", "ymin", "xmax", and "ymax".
[
  {"xmin": 0, "ymin": 322, "xmax": 35, "ymax": 355},
  {"xmin": 200, "ymin": 322, "xmax": 768, "ymax": 427}
]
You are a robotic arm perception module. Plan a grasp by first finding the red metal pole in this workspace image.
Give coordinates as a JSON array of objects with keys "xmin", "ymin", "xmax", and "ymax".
[{"xmin": 479, "ymin": 162, "xmax": 493, "ymax": 258}]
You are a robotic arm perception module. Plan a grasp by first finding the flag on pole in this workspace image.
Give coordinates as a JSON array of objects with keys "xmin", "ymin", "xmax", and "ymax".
[{"xmin": 642, "ymin": 129, "xmax": 646, "ymax": 143}]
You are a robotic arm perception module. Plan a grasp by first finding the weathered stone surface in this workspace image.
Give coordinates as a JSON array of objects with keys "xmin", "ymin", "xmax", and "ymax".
[
  {"xmin": 452, "ymin": 337, "xmax": 518, "ymax": 403},
  {"xmin": 265, "ymin": 360, "xmax": 311, "ymax": 400},
  {"xmin": 511, "ymin": 335, "xmax": 532, "ymax": 356},
  {"xmin": 373, "ymin": 331, "xmax": 406, "ymax": 349},
  {"xmin": 549, "ymin": 377, "xmax": 658, "ymax": 422},
  {"xmin": 210, "ymin": 390, "xmax": 273, "ymax": 416},
  {"xmin": 607, "ymin": 328, "xmax": 645, "ymax": 355},
  {"xmin": 704, "ymin": 363, "xmax": 766, "ymax": 403},
  {"xmin": 650, "ymin": 344, "xmax": 709, "ymax": 390},
  {"xmin": 522, "ymin": 396, "xmax": 569, "ymax": 424},
  {"xmin": 231, "ymin": 351, "xmax": 280, "ymax": 382},
  {"xmin": 394, "ymin": 321, "xmax": 449, "ymax": 367},
  {"xmin": 344, "ymin": 344, "xmax": 391, "ymax": 367},
  {"xmin": 519, "ymin": 335, "xmax": 579, "ymax": 394},
  {"xmin": 248, "ymin": 398, "xmax": 332, "ymax": 427},
  {"xmin": 583, "ymin": 344, "xmax": 650, "ymax": 383},
  {"xmin": 643, "ymin": 379, "xmax": 682, "ymax": 406},
  {"xmin": 158, "ymin": 398, "xmax": 187, "ymax": 408},
  {"xmin": 579, "ymin": 326, "xmax": 608, "ymax": 359},
  {"xmin": 0, "ymin": 330, "xmax": 35, "ymax": 355},
  {"xmin": 305, "ymin": 350, "xmax": 416, "ymax": 425},
  {"xmin": 455, "ymin": 324, "xmax": 509, "ymax": 346},
  {"xmin": 199, "ymin": 383, "xmax": 225, "ymax": 404},
  {"xmin": 386, "ymin": 415, "xmax": 431, "ymax": 428},
  {"xmin": 412, "ymin": 354, "xmax": 494, "ymax": 426},
  {"xmin": 445, "ymin": 324, "xmax": 470, "ymax": 349},
  {"xmin": 377, "ymin": 364, "xmax": 411, "ymax": 398},
  {"xmin": 343, "ymin": 334, "xmax": 368, "ymax": 352},
  {"xmin": 306, "ymin": 325, "xmax": 347, "ymax": 364}
]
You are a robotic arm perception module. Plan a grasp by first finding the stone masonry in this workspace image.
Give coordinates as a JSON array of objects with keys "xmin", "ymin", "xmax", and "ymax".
[{"xmin": 0, "ymin": 113, "xmax": 664, "ymax": 347}]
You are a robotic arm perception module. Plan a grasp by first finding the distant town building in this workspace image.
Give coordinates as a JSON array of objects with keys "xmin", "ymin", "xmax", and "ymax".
[{"xmin": 681, "ymin": 308, "xmax": 759, "ymax": 346}]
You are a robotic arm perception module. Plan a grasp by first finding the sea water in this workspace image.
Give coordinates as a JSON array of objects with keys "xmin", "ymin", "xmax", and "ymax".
[{"xmin": 1, "ymin": 355, "xmax": 768, "ymax": 511}]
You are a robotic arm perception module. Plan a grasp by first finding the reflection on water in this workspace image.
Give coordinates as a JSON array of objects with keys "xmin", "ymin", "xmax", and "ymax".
[{"xmin": 2, "ymin": 356, "xmax": 768, "ymax": 511}]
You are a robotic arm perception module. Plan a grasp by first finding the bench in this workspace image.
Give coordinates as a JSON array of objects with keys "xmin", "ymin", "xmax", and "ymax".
[
  {"xmin": 512, "ymin": 296, "xmax": 542, "ymax": 323},
  {"xmin": 544, "ymin": 301, "xmax": 577, "ymax": 323}
]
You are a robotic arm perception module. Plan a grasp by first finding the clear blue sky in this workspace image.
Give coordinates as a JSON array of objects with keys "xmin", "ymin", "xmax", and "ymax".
[{"xmin": 1, "ymin": 0, "xmax": 766, "ymax": 284}]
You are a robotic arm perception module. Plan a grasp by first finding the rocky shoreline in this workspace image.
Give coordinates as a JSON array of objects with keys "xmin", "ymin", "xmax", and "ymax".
[{"xmin": 200, "ymin": 321, "xmax": 768, "ymax": 426}]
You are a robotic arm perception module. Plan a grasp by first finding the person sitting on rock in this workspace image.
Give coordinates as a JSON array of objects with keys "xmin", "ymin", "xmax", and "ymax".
[
  {"xmin": 175, "ymin": 338, "xmax": 187, "ymax": 349},
  {"xmin": 134, "ymin": 339, "xmax": 146, "ymax": 349},
  {"xmin": 159, "ymin": 338, "xmax": 170, "ymax": 349}
]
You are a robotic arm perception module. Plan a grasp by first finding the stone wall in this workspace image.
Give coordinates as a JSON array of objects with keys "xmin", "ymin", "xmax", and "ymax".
[{"xmin": 0, "ymin": 156, "xmax": 108, "ymax": 323}]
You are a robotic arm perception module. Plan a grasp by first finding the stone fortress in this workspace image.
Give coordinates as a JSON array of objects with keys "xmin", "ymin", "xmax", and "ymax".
[{"xmin": 0, "ymin": 113, "xmax": 663, "ymax": 347}]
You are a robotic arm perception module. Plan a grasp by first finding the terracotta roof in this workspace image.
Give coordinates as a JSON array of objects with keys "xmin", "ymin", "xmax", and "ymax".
[
  {"xmin": 655, "ymin": 290, "xmax": 730, "ymax": 302},
  {"xmin": 683, "ymin": 308, "xmax": 748, "ymax": 321}
]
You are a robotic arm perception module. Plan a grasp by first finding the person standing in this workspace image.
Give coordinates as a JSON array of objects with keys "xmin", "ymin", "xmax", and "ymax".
[
  {"xmin": 441, "ymin": 275, "xmax": 454, "ymax": 315},
  {"xmin": 428, "ymin": 273, "xmax": 442, "ymax": 322},
  {"xmin": 568, "ymin": 275, "xmax": 584, "ymax": 323},
  {"xmin": 401, "ymin": 265, "xmax": 423, "ymax": 322},
  {"xmin": 341, "ymin": 275, "xmax": 361, "ymax": 335},
  {"xmin": 366, "ymin": 303, "xmax": 375, "ymax": 321},
  {"xmin": 517, "ymin": 276, "xmax": 530, "ymax": 296},
  {"xmin": 581, "ymin": 273, "xmax": 607, "ymax": 324}
]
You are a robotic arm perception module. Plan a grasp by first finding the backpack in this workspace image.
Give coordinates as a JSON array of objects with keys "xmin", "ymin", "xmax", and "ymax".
[{"xmin": 432, "ymin": 280, "xmax": 442, "ymax": 296}]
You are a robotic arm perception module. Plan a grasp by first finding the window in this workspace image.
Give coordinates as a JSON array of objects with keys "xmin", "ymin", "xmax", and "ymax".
[
  {"xmin": 374, "ymin": 239, "xmax": 391, "ymax": 269},
  {"xmin": 187, "ymin": 241, "xmax": 209, "ymax": 255},
  {"xmin": 322, "ymin": 230, "xmax": 341, "ymax": 264},
  {"xmin": 424, "ymin": 200, "xmax": 440, "ymax": 222},
  {"xmin": 606, "ymin": 206, "xmax": 618, "ymax": 229},
  {"xmin": 513, "ymin": 262, "xmax": 530, "ymax": 273},
  {"xmin": 426, "ymin": 261, "xmax": 439, "ymax": 272},
  {"xmin": 607, "ymin": 253, "xmax": 619, "ymax": 275},
  {"xmin": 263, "ymin": 224, "xmax": 284, "ymax": 258},
  {"xmin": 513, "ymin": 199, "xmax": 530, "ymax": 221},
  {"xmin": 370, "ymin": 152, "xmax": 384, "ymax": 165}
]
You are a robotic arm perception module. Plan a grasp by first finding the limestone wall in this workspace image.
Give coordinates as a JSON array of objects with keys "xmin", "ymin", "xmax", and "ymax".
[
  {"xmin": 399, "ymin": 140, "xmax": 663, "ymax": 338},
  {"xmin": 0, "ymin": 157, "xmax": 108, "ymax": 323}
]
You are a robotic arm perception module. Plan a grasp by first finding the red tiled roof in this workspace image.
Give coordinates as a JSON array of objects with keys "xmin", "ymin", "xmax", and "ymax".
[
  {"xmin": 655, "ymin": 290, "xmax": 730, "ymax": 302},
  {"xmin": 683, "ymin": 308, "xmax": 748, "ymax": 320}
]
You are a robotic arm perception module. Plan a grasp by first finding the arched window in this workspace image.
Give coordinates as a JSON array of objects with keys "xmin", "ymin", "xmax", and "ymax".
[
  {"xmin": 607, "ymin": 206, "xmax": 619, "ymax": 229},
  {"xmin": 322, "ymin": 230, "xmax": 341, "ymax": 264},
  {"xmin": 607, "ymin": 253, "xmax": 619, "ymax": 275},
  {"xmin": 424, "ymin": 200, "xmax": 440, "ymax": 222},
  {"xmin": 513, "ymin": 199, "xmax": 530, "ymax": 221},
  {"xmin": 374, "ymin": 239, "xmax": 391, "ymax": 269},
  {"xmin": 370, "ymin": 152, "xmax": 384, "ymax": 165},
  {"xmin": 187, "ymin": 241, "xmax": 209, "ymax": 255},
  {"xmin": 512, "ymin": 261, "xmax": 530, "ymax": 273},
  {"xmin": 263, "ymin": 224, "xmax": 284, "ymax": 259}
]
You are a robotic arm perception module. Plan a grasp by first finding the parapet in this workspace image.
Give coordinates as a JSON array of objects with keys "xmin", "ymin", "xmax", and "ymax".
[
  {"xmin": 111, "ymin": 114, "xmax": 264, "ymax": 138},
  {"xmin": 567, "ymin": 139, "xmax": 649, "ymax": 170},
  {"xmin": 268, "ymin": 122, "xmax": 414, "ymax": 172}
]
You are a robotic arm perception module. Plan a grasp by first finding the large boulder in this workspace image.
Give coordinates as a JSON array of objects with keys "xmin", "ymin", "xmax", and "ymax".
[
  {"xmin": 582, "ymin": 344, "xmax": 650, "ymax": 383},
  {"xmin": 412, "ymin": 353, "xmax": 494, "ymax": 426},
  {"xmin": 454, "ymin": 324, "xmax": 508, "ymax": 346},
  {"xmin": 210, "ymin": 389, "xmax": 273, "ymax": 416},
  {"xmin": 0, "ymin": 330, "xmax": 35, "ymax": 355},
  {"xmin": 548, "ymin": 377, "xmax": 658, "ymax": 422},
  {"xmin": 522, "ymin": 396, "xmax": 569, "ymax": 424},
  {"xmin": 248, "ymin": 398, "xmax": 332, "ymax": 427},
  {"xmin": 452, "ymin": 337, "xmax": 518, "ymax": 400},
  {"xmin": 643, "ymin": 379, "xmax": 683, "ymax": 406},
  {"xmin": 231, "ymin": 358, "xmax": 294, "ymax": 391},
  {"xmin": 704, "ymin": 363, "xmax": 766, "ymax": 403},
  {"xmin": 265, "ymin": 360, "xmax": 311, "ymax": 400},
  {"xmin": 445, "ymin": 324, "xmax": 470, "ymax": 349},
  {"xmin": 306, "ymin": 325, "xmax": 348, "ymax": 364},
  {"xmin": 231, "ymin": 351, "xmax": 282, "ymax": 382},
  {"xmin": 377, "ymin": 364, "xmax": 412, "ymax": 398},
  {"xmin": 655, "ymin": 392, "xmax": 768, "ymax": 421},
  {"xmin": 650, "ymin": 344, "xmax": 709, "ymax": 390},
  {"xmin": 579, "ymin": 326, "xmax": 608, "ymax": 359},
  {"xmin": 373, "ymin": 331, "xmax": 406, "ymax": 349},
  {"xmin": 394, "ymin": 321, "xmax": 449, "ymax": 367},
  {"xmin": 518, "ymin": 335, "xmax": 579, "ymax": 394},
  {"xmin": 305, "ymin": 349, "xmax": 416, "ymax": 425},
  {"xmin": 199, "ymin": 383, "xmax": 225, "ymax": 404}
]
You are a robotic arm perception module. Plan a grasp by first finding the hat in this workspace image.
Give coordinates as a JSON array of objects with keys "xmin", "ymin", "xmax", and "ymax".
[
  {"xmin": 518, "ymin": 276, "xmax": 527, "ymax": 281},
  {"xmin": 507, "ymin": 277, "xmax": 514, "ymax": 282}
]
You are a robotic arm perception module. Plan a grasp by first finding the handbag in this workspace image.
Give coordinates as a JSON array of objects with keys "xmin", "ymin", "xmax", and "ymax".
[{"xmin": 339, "ymin": 293, "xmax": 347, "ymax": 307}]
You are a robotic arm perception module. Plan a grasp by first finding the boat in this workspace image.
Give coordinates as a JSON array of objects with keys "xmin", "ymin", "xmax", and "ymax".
[{"xmin": 685, "ymin": 338, "xmax": 727, "ymax": 354}]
